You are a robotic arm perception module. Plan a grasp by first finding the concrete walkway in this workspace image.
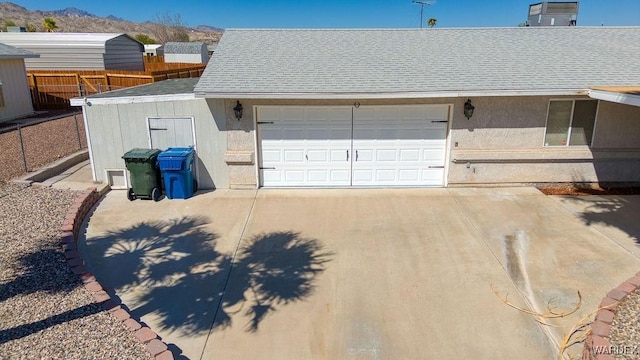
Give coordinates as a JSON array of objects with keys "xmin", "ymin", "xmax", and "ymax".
[{"xmin": 77, "ymin": 188, "xmax": 640, "ymax": 360}]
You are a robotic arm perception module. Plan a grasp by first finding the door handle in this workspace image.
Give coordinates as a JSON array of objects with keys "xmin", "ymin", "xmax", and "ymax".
[
  {"xmin": 346, "ymin": 150, "xmax": 349, "ymax": 161},
  {"xmin": 305, "ymin": 154, "xmax": 308, "ymax": 161},
  {"xmin": 356, "ymin": 150, "xmax": 359, "ymax": 161}
]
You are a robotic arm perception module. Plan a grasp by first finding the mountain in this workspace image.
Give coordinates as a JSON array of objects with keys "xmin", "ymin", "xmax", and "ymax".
[
  {"xmin": 0, "ymin": 2, "xmax": 223, "ymax": 44},
  {"xmin": 106, "ymin": 15, "xmax": 125, "ymax": 22},
  {"xmin": 51, "ymin": 7, "xmax": 96, "ymax": 18},
  {"xmin": 194, "ymin": 24, "xmax": 224, "ymax": 32}
]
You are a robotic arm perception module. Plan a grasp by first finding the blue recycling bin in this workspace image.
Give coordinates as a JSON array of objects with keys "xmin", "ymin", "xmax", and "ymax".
[{"xmin": 157, "ymin": 147, "xmax": 197, "ymax": 199}]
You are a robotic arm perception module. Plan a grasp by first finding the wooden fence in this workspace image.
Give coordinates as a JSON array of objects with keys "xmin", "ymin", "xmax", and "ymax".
[
  {"xmin": 28, "ymin": 63, "xmax": 207, "ymax": 110},
  {"xmin": 144, "ymin": 55, "xmax": 165, "ymax": 64}
]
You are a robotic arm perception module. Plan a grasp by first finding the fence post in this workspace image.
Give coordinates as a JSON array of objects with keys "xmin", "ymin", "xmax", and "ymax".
[
  {"xmin": 17, "ymin": 125, "xmax": 28, "ymax": 172},
  {"xmin": 31, "ymin": 75, "xmax": 41, "ymax": 111},
  {"xmin": 74, "ymin": 114, "xmax": 82, "ymax": 150}
]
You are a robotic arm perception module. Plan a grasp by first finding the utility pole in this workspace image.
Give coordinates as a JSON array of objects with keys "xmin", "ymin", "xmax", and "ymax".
[{"xmin": 412, "ymin": 1, "xmax": 434, "ymax": 29}]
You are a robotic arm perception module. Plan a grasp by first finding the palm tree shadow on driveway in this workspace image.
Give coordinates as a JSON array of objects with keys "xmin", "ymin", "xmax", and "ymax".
[{"xmin": 84, "ymin": 216, "xmax": 333, "ymax": 337}]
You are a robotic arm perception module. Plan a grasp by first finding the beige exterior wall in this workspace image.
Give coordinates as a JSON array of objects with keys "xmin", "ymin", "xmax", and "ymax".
[
  {"xmin": 449, "ymin": 97, "xmax": 640, "ymax": 185},
  {"xmin": 0, "ymin": 59, "xmax": 34, "ymax": 122},
  {"xmin": 220, "ymin": 96, "xmax": 640, "ymax": 187}
]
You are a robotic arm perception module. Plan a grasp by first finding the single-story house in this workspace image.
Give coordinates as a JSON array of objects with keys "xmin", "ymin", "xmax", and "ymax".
[
  {"xmin": 71, "ymin": 27, "xmax": 640, "ymax": 190},
  {"xmin": 0, "ymin": 43, "xmax": 39, "ymax": 123},
  {"xmin": 163, "ymin": 42, "xmax": 208, "ymax": 64},
  {"xmin": 0, "ymin": 33, "xmax": 144, "ymax": 71},
  {"xmin": 144, "ymin": 44, "xmax": 164, "ymax": 57}
]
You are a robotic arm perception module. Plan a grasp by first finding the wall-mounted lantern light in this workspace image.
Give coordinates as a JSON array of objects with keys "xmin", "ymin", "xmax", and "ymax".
[
  {"xmin": 233, "ymin": 100, "xmax": 243, "ymax": 121},
  {"xmin": 463, "ymin": 99, "xmax": 475, "ymax": 120}
]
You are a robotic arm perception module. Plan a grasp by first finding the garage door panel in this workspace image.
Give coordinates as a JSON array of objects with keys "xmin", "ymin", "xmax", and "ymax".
[
  {"xmin": 284, "ymin": 170, "xmax": 305, "ymax": 182},
  {"xmin": 307, "ymin": 150, "xmax": 328, "ymax": 162},
  {"xmin": 424, "ymin": 129, "xmax": 448, "ymax": 140},
  {"xmin": 377, "ymin": 149, "xmax": 397, "ymax": 162},
  {"xmin": 352, "ymin": 105, "xmax": 448, "ymax": 187},
  {"xmin": 376, "ymin": 169, "xmax": 396, "ymax": 181},
  {"xmin": 258, "ymin": 107, "xmax": 281, "ymax": 121},
  {"xmin": 262, "ymin": 170, "xmax": 281, "ymax": 182},
  {"xmin": 262, "ymin": 150, "xmax": 281, "ymax": 162},
  {"xmin": 259, "ymin": 106, "xmax": 352, "ymax": 187},
  {"xmin": 399, "ymin": 149, "xmax": 420, "ymax": 162},
  {"xmin": 399, "ymin": 169, "xmax": 420, "ymax": 181},
  {"xmin": 330, "ymin": 149, "xmax": 349, "ymax": 162},
  {"xmin": 284, "ymin": 150, "xmax": 305, "ymax": 162},
  {"xmin": 330, "ymin": 170, "xmax": 350, "ymax": 182},
  {"xmin": 425, "ymin": 107, "xmax": 449, "ymax": 120},
  {"xmin": 282, "ymin": 108, "xmax": 304, "ymax": 120},
  {"xmin": 422, "ymin": 169, "xmax": 446, "ymax": 182},
  {"xmin": 423, "ymin": 148, "xmax": 446, "ymax": 161},
  {"xmin": 352, "ymin": 169, "xmax": 373, "ymax": 182},
  {"xmin": 259, "ymin": 105, "xmax": 449, "ymax": 187},
  {"xmin": 355, "ymin": 149, "xmax": 374, "ymax": 162},
  {"xmin": 308, "ymin": 170, "xmax": 328, "ymax": 182}
]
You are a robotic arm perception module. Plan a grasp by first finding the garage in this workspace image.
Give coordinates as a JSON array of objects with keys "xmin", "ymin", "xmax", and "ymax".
[{"xmin": 257, "ymin": 104, "xmax": 450, "ymax": 187}]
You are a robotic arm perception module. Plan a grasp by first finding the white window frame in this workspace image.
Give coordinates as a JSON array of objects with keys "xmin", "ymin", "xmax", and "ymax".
[{"xmin": 543, "ymin": 99, "xmax": 599, "ymax": 147}]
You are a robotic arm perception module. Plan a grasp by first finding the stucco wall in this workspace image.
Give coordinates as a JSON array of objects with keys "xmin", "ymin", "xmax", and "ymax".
[
  {"xmin": 448, "ymin": 97, "xmax": 640, "ymax": 185},
  {"xmin": 85, "ymin": 98, "xmax": 228, "ymax": 190},
  {"xmin": 220, "ymin": 96, "xmax": 640, "ymax": 187}
]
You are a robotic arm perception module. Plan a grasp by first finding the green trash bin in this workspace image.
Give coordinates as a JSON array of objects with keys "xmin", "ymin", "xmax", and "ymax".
[{"xmin": 122, "ymin": 148, "xmax": 162, "ymax": 202}]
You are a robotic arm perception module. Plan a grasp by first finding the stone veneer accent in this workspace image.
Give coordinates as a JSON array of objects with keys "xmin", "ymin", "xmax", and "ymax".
[{"xmin": 58, "ymin": 187, "xmax": 174, "ymax": 360}]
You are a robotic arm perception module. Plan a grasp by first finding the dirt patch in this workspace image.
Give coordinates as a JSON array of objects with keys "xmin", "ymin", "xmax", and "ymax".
[{"xmin": 538, "ymin": 185, "xmax": 640, "ymax": 196}]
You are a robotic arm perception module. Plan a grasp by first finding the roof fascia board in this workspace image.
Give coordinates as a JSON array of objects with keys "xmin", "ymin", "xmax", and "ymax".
[
  {"xmin": 70, "ymin": 93, "xmax": 196, "ymax": 106},
  {"xmin": 194, "ymin": 89, "xmax": 587, "ymax": 99},
  {"xmin": 0, "ymin": 54, "xmax": 39, "ymax": 59},
  {"xmin": 589, "ymin": 89, "xmax": 640, "ymax": 107}
]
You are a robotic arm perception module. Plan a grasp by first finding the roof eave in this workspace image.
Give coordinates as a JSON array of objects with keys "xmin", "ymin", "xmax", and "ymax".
[
  {"xmin": 194, "ymin": 88, "xmax": 589, "ymax": 100},
  {"xmin": 589, "ymin": 89, "xmax": 640, "ymax": 107},
  {"xmin": 70, "ymin": 93, "xmax": 196, "ymax": 106}
]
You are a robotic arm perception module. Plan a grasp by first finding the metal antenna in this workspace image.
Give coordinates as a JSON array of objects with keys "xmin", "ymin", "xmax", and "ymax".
[{"xmin": 412, "ymin": 1, "xmax": 434, "ymax": 29}]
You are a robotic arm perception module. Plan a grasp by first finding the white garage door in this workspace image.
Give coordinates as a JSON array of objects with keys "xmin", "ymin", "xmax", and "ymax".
[{"xmin": 258, "ymin": 105, "xmax": 449, "ymax": 187}]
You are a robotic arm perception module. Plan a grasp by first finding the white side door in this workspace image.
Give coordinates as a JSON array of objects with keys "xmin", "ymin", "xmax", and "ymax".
[{"xmin": 148, "ymin": 117, "xmax": 195, "ymax": 150}]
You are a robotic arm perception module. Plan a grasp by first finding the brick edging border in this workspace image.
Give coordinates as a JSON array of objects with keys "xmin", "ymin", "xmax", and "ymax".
[
  {"xmin": 58, "ymin": 187, "xmax": 174, "ymax": 360},
  {"xmin": 583, "ymin": 272, "xmax": 640, "ymax": 360}
]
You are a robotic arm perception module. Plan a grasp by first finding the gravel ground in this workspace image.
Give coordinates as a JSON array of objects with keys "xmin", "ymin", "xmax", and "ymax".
[
  {"xmin": 0, "ymin": 112, "xmax": 86, "ymax": 183},
  {"xmin": 609, "ymin": 288, "xmax": 640, "ymax": 360},
  {"xmin": 0, "ymin": 183, "xmax": 151, "ymax": 360}
]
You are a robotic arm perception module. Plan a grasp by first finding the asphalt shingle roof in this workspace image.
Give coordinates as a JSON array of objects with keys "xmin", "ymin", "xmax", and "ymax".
[
  {"xmin": 194, "ymin": 27, "xmax": 640, "ymax": 97},
  {"xmin": 164, "ymin": 42, "xmax": 206, "ymax": 54},
  {"xmin": 87, "ymin": 78, "xmax": 199, "ymax": 98},
  {"xmin": 0, "ymin": 42, "xmax": 38, "ymax": 59}
]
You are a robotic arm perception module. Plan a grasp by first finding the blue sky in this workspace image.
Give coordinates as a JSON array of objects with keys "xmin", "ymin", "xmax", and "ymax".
[{"xmin": 12, "ymin": 0, "xmax": 640, "ymax": 29}]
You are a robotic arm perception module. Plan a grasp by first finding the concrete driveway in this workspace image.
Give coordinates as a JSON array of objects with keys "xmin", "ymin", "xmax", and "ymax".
[{"xmin": 78, "ymin": 188, "xmax": 640, "ymax": 360}]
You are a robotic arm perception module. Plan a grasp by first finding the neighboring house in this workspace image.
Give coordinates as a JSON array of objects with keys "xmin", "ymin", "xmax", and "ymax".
[
  {"xmin": 71, "ymin": 27, "xmax": 640, "ymax": 190},
  {"xmin": 0, "ymin": 33, "xmax": 144, "ymax": 71},
  {"xmin": 527, "ymin": 2, "xmax": 579, "ymax": 27},
  {"xmin": 163, "ymin": 42, "xmax": 208, "ymax": 64},
  {"xmin": 144, "ymin": 44, "xmax": 164, "ymax": 57},
  {"xmin": 0, "ymin": 43, "xmax": 39, "ymax": 123}
]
